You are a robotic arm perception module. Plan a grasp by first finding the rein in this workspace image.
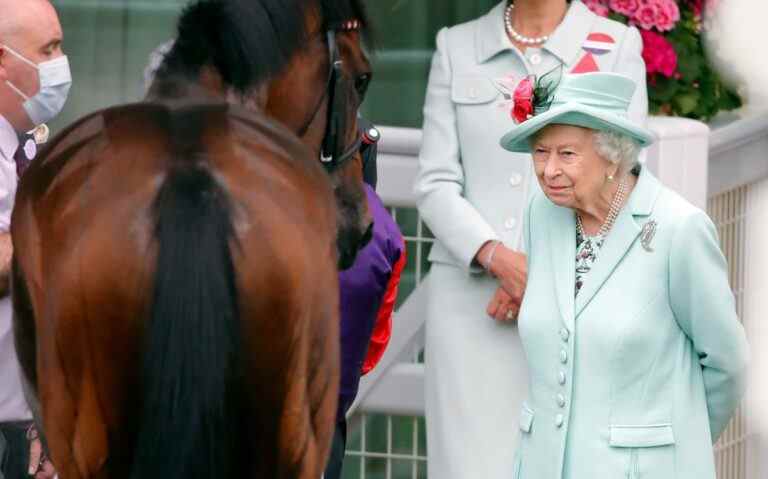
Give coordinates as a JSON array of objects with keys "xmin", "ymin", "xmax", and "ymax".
[{"xmin": 297, "ymin": 20, "xmax": 363, "ymax": 172}]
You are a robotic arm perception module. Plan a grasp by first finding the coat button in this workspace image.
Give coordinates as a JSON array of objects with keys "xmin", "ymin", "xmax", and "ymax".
[
  {"xmin": 530, "ymin": 53, "xmax": 542, "ymax": 65},
  {"xmin": 560, "ymin": 328, "xmax": 570, "ymax": 342},
  {"xmin": 555, "ymin": 414, "xmax": 564, "ymax": 428},
  {"xmin": 558, "ymin": 371, "xmax": 567, "ymax": 385},
  {"xmin": 509, "ymin": 173, "xmax": 523, "ymax": 187},
  {"xmin": 560, "ymin": 349, "xmax": 568, "ymax": 364},
  {"xmin": 557, "ymin": 394, "xmax": 566, "ymax": 408},
  {"xmin": 505, "ymin": 218, "xmax": 517, "ymax": 230}
]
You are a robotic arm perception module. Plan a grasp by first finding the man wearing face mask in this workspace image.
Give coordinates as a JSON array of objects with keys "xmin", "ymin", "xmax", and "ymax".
[{"xmin": 0, "ymin": 1, "xmax": 71, "ymax": 478}]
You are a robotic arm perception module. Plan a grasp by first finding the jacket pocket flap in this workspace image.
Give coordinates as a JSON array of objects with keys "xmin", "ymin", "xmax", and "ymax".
[
  {"xmin": 519, "ymin": 404, "xmax": 534, "ymax": 433},
  {"xmin": 609, "ymin": 424, "xmax": 675, "ymax": 448},
  {"xmin": 451, "ymin": 76, "xmax": 499, "ymax": 105}
]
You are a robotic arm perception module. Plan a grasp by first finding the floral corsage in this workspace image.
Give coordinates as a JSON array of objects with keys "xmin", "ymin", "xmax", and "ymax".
[{"xmin": 496, "ymin": 66, "xmax": 562, "ymax": 124}]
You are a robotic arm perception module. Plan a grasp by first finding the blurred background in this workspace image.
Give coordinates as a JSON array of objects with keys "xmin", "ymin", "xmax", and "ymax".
[{"xmin": 48, "ymin": 1, "xmax": 767, "ymax": 478}]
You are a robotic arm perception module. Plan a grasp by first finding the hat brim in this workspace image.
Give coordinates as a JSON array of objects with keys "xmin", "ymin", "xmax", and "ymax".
[{"xmin": 499, "ymin": 102, "xmax": 656, "ymax": 153}]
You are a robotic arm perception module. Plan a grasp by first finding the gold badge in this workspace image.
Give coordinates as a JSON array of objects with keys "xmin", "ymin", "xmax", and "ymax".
[{"xmin": 32, "ymin": 124, "xmax": 50, "ymax": 144}]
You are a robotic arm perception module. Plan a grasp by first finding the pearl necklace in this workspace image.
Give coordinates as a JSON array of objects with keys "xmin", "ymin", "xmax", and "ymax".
[
  {"xmin": 505, "ymin": 3, "xmax": 550, "ymax": 46},
  {"xmin": 576, "ymin": 175, "xmax": 629, "ymax": 239}
]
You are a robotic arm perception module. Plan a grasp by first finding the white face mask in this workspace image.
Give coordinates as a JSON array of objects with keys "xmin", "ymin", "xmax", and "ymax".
[{"xmin": 2, "ymin": 44, "xmax": 72, "ymax": 125}]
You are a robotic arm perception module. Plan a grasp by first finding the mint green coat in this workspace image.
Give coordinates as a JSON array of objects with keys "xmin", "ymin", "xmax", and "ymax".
[{"xmin": 516, "ymin": 167, "xmax": 749, "ymax": 479}]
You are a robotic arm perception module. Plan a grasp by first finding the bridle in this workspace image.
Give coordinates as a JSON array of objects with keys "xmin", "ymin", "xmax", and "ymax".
[{"xmin": 297, "ymin": 20, "xmax": 367, "ymax": 172}]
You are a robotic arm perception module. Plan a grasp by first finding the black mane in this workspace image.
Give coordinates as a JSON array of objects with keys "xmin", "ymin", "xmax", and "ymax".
[{"xmin": 153, "ymin": 0, "xmax": 370, "ymax": 95}]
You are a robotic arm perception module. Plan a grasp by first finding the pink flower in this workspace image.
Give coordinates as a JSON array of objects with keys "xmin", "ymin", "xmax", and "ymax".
[
  {"xmin": 633, "ymin": 3, "xmax": 659, "ymax": 30},
  {"xmin": 608, "ymin": 0, "xmax": 639, "ymax": 16},
  {"xmin": 654, "ymin": 0, "xmax": 680, "ymax": 31},
  {"xmin": 640, "ymin": 29, "xmax": 678, "ymax": 77},
  {"xmin": 512, "ymin": 78, "xmax": 534, "ymax": 124},
  {"xmin": 687, "ymin": 0, "xmax": 704, "ymax": 16},
  {"xmin": 584, "ymin": 0, "xmax": 610, "ymax": 17}
]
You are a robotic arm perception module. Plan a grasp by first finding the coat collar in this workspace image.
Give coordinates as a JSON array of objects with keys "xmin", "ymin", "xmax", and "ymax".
[
  {"xmin": 0, "ymin": 115, "xmax": 19, "ymax": 162},
  {"xmin": 476, "ymin": 0, "xmax": 597, "ymax": 66},
  {"xmin": 548, "ymin": 166, "xmax": 662, "ymax": 329}
]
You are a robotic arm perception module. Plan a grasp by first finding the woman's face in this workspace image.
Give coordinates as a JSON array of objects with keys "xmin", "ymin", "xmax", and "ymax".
[{"xmin": 530, "ymin": 124, "xmax": 614, "ymax": 210}]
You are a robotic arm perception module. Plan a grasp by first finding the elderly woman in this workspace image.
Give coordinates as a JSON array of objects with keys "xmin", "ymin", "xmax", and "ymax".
[
  {"xmin": 415, "ymin": 2, "xmax": 648, "ymax": 475},
  {"xmin": 499, "ymin": 72, "xmax": 749, "ymax": 479}
]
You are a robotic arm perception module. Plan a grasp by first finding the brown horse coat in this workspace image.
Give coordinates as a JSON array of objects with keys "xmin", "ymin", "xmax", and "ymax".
[{"xmin": 11, "ymin": 99, "xmax": 340, "ymax": 479}]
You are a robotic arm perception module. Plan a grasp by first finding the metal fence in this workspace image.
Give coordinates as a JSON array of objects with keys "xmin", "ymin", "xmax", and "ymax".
[{"xmin": 709, "ymin": 184, "xmax": 751, "ymax": 479}]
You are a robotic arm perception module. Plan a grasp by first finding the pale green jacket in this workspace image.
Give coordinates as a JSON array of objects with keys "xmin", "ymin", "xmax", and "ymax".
[{"xmin": 516, "ymin": 167, "xmax": 749, "ymax": 479}]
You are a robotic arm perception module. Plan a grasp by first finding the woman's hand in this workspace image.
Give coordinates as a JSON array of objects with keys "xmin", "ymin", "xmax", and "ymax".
[
  {"xmin": 482, "ymin": 244, "xmax": 527, "ymax": 304},
  {"xmin": 486, "ymin": 286, "xmax": 520, "ymax": 322}
]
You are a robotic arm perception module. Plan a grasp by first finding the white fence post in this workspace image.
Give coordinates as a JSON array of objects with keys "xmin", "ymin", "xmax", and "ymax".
[
  {"xmin": 746, "ymin": 177, "xmax": 768, "ymax": 479},
  {"xmin": 645, "ymin": 117, "xmax": 710, "ymax": 209}
]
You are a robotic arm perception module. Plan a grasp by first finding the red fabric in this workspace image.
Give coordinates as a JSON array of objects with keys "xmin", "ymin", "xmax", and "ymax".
[
  {"xmin": 571, "ymin": 53, "xmax": 600, "ymax": 74},
  {"xmin": 361, "ymin": 242, "xmax": 406, "ymax": 375}
]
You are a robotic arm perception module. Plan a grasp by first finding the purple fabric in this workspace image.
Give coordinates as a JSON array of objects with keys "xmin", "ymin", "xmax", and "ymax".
[{"xmin": 336, "ymin": 184, "xmax": 404, "ymax": 421}]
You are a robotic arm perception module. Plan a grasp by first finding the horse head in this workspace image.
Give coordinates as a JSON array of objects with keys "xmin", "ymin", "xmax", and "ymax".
[{"xmin": 146, "ymin": 0, "xmax": 374, "ymax": 269}]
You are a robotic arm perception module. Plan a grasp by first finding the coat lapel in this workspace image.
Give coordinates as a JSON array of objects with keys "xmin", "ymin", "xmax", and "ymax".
[
  {"xmin": 574, "ymin": 168, "xmax": 662, "ymax": 317},
  {"xmin": 549, "ymin": 203, "xmax": 577, "ymax": 330}
]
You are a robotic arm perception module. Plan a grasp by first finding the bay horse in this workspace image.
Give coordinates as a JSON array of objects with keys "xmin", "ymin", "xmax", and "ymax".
[
  {"xmin": 148, "ymin": 0, "xmax": 375, "ymax": 269},
  {"xmin": 10, "ymin": 0, "xmax": 373, "ymax": 478}
]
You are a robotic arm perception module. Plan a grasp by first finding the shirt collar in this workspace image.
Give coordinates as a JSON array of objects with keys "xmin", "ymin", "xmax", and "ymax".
[
  {"xmin": 476, "ymin": 0, "xmax": 597, "ymax": 66},
  {"xmin": 0, "ymin": 115, "xmax": 19, "ymax": 162}
]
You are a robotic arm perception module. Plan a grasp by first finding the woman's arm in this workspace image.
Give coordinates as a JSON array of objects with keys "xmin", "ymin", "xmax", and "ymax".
[
  {"xmin": 669, "ymin": 210, "xmax": 750, "ymax": 442},
  {"xmin": 414, "ymin": 27, "xmax": 499, "ymax": 272}
]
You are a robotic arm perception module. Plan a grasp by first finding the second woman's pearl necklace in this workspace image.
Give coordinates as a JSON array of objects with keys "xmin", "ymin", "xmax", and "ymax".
[{"xmin": 505, "ymin": 3, "xmax": 550, "ymax": 46}]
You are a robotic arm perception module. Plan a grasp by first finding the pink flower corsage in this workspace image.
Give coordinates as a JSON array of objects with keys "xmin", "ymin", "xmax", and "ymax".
[{"xmin": 512, "ymin": 77, "xmax": 535, "ymax": 124}]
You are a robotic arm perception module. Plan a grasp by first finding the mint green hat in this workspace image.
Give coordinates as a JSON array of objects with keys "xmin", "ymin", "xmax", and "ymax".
[{"xmin": 499, "ymin": 72, "xmax": 655, "ymax": 153}]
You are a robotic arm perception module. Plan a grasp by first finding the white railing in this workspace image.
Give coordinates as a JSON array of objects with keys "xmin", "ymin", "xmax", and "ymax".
[
  {"xmin": 708, "ymin": 111, "xmax": 768, "ymax": 479},
  {"xmin": 349, "ymin": 113, "xmax": 768, "ymax": 479}
]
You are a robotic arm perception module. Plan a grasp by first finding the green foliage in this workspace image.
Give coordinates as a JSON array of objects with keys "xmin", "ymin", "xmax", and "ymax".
[{"xmin": 635, "ymin": 4, "xmax": 742, "ymax": 121}]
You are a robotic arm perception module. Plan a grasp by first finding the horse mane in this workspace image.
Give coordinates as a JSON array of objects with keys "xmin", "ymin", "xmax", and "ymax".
[{"xmin": 153, "ymin": 0, "xmax": 370, "ymax": 95}]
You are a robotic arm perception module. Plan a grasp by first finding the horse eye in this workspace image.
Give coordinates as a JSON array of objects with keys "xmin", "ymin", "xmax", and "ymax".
[{"xmin": 355, "ymin": 73, "xmax": 371, "ymax": 99}]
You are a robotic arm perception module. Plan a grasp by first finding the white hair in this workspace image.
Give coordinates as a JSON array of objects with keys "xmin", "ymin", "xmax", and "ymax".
[{"xmin": 593, "ymin": 130, "xmax": 641, "ymax": 172}]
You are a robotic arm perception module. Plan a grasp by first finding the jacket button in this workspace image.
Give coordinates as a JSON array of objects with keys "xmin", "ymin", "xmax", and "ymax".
[
  {"xmin": 560, "ymin": 328, "xmax": 570, "ymax": 342},
  {"xmin": 557, "ymin": 394, "xmax": 566, "ymax": 408},
  {"xmin": 509, "ymin": 173, "xmax": 523, "ymax": 187},
  {"xmin": 530, "ymin": 53, "xmax": 542, "ymax": 65},
  {"xmin": 559, "ymin": 349, "xmax": 568, "ymax": 364},
  {"xmin": 558, "ymin": 371, "xmax": 566, "ymax": 385},
  {"xmin": 505, "ymin": 218, "xmax": 517, "ymax": 230},
  {"xmin": 555, "ymin": 414, "xmax": 564, "ymax": 428}
]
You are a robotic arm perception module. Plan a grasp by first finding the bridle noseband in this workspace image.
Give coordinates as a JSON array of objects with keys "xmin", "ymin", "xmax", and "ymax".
[{"xmin": 298, "ymin": 20, "xmax": 364, "ymax": 172}]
